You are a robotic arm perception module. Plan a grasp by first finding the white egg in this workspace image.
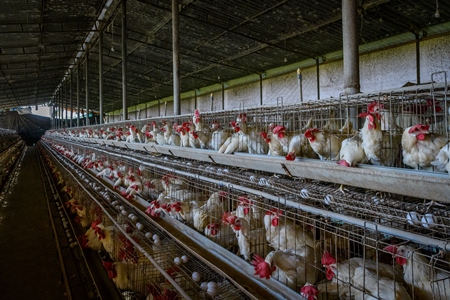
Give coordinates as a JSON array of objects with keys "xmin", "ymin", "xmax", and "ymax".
[
  {"xmin": 145, "ymin": 232, "xmax": 152, "ymax": 239},
  {"xmin": 153, "ymin": 239, "xmax": 161, "ymax": 246},
  {"xmin": 192, "ymin": 272, "xmax": 201, "ymax": 282},
  {"xmin": 200, "ymin": 282, "xmax": 208, "ymax": 290},
  {"xmin": 421, "ymin": 213, "xmax": 437, "ymax": 229},
  {"xmin": 406, "ymin": 212, "xmax": 421, "ymax": 225},
  {"xmin": 121, "ymin": 210, "xmax": 128, "ymax": 216},
  {"xmin": 207, "ymin": 286, "xmax": 218, "ymax": 297},
  {"xmin": 128, "ymin": 213, "xmax": 134, "ymax": 219},
  {"xmin": 181, "ymin": 255, "xmax": 189, "ymax": 263},
  {"xmin": 174, "ymin": 257, "xmax": 182, "ymax": 265},
  {"xmin": 152, "ymin": 234, "xmax": 160, "ymax": 241},
  {"xmin": 207, "ymin": 282, "xmax": 217, "ymax": 289},
  {"xmin": 136, "ymin": 223, "xmax": 144, "ymax": 230},
  {"xmin": 131, "ymin": 215, "xmax": 138, "ymax": 222}
]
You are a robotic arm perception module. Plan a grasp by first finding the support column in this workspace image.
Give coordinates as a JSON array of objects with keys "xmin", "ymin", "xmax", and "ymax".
[
  {"xmin": 316, "ymin": 59, "xmax": 320, "ymax": 100},
  {"xmin": 64, "ymin": 79, "xmax": 68, "ymax": 128},
  {"xmin": 51, "ymin": 102, "xmax": 55, "ymax": 129},
  {"xmin": 415, "ymin": 32, "xmax": 421, "ymax": 85},
  {"xmin": 61, "ymin": 84, "xmax": 64, "ymax": 128},
  {"xmin": 99, "ymin": 29, "xmax": 104, "ymax": 124},
  {"xmin": 342, "ymin": 0, "xmax": 360, "ymax": 94},
  {"xmin": 58, "ymin": 89, "xmax": 62, "ymax": 128},
  {"xmin": 221, "ymin": 83, "xmax": 225, "ymax": 110},
  {"xmin": 172, "ymin": 0, "xmax": 181, "ymax": 115},
  {"xmin": 85, "ymin": 47, "xmax": 90, "ymax": 126},
  {"xmin": 69, "ymin": 71, "xmax": 73, "ymax": 127},
  {"xmin": 259, "ymin": 74, "xmax": 263, "ymax": 106},
  {"xmin": 77, "ymin": 62, "xmax": 80, "ymax": 127},
  {"xmin": 122, "ymin": 0, "xmax": 128, "ymax": 121}
]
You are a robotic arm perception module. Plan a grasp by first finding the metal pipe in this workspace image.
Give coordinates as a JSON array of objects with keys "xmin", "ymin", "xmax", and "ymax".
[
  {"xmin": 259, "ymin": 74, "xmax": 263, "ymax": 105},
  {"xmin": 297, "ymin": 68, "xmax": 303, "ymax": 104},
  {"xmin": 99, "ymin": 29, "xmax": 104, "ymax": 124},
  {"xmin": 210, "ymin": 92, "xmax": 214, "ymax": 111},
  {"xmin": 59, "ymin": 89, "xmax": 62, "ymax": 128},
  {"xmin": 194, "ymin": 89, "xmax": 197, "ymax": 109},
  {"xmin": 415, "ymin": 32, "xmax": 421, "ymax": 85},
  {"xmin": 77, "ymin": 62, "xmax": 80, "ymax": 127},
  {"xmin": 64, "ymin": 79, "xmax": 68, "ymax": 128},
  {"xmin": 316, "ymin": 58, "xmax": 320, "ymax": 99},
  {"xmin": 85, "ymin": 47, "xmax": 90, "ymax": 126},
  {"xmin": 122, "ymin": 0, "xmax": 128, "ymax": 121},
  {"xmin": 342, "ymin": 0, "xmax": 360, "ymax": 94},
  {"xmin": 221, "ymin": 82, "xmax": 225, "ymax": 110},
  {"xmin": 158, "ymin": 99, "xmax": 161, "ymax": 116},
  {"xmin": 69, "ymin": 70, "xmax": 73, "ymax": 127},
  {"xmin": 61, "ymin": 84, "xmax": 64, "ymax": 128},
  {"xmin": 50, "ymin": 99, "xmax": 55, "ymax": 128},
  {"xmin": 172, "ymin": 0, "xmax": 181, "ymax": 115}
]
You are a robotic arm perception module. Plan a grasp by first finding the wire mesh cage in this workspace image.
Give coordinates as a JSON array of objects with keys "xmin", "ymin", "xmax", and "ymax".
[{"xmin": 41, "ymin": 74, "xmax": 450, "ymax": 299}]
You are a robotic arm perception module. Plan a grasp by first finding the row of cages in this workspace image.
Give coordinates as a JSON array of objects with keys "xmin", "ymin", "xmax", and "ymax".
[
  {"xmin": 41, "ymin": 134, "xmax": 450, "ymax": 300},
  {"xmin": 0, "ymin": 138, "xmax": 24, "ymax": 191},
  {"xmin": 48, "ymin": 76, "xmax": 450, "ymax": 176},
  {"xmin": 0, "ymin": 131, "xmax": 21, "ymax": 154},
  {"xmin": 39, "ymin": 140, "xmax": 255, "ymax": 300}
]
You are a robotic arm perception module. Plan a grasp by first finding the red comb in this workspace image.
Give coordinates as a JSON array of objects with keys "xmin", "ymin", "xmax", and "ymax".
[
  {"xmin": 272, "ymin": 126, "xmax": 286, "ymax": 134},
  {"xmin": 384, "ymin": 245, "xmax": 397, "ymax": 254},
  {"xmin": 252, "ymin": 254, "xmax": 275, "ymax": 279},
  {"xmin": 222, "ymin": 212, "xmax": 237, "ymax": 225},
  {"xmin": 321, "ymin": 251, "xmax": 336, "ymax": 266},
  {"xmin": 367, "ymin": 101, "xmax": 383, "ymax": 113},
  {"xmin": 300, "ymin": 283, "xmax": 319, "ymax": 300}
]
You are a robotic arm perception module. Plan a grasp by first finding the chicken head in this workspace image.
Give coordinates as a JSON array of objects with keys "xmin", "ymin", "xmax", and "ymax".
[
  {"xmin": 384, "ymin": 245, "xmax": 408, "ymax": 266},
  {"xmin": 407, "ymin": 124, "xmax": 430, "ymax": 140}
]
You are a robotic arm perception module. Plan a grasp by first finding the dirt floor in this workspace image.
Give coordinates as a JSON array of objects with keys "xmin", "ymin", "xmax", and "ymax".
[{"xmin": 0, "ymin": 146, "xmax": 67, "ymax": 299}]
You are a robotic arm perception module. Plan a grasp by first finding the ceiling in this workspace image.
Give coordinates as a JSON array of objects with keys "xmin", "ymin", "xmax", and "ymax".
[{"xmin": 0, "ymin": 0, "xmax": 449, "ymax": 112}]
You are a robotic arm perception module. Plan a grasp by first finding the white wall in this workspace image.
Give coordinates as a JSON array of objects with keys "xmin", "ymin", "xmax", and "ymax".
[
  {"xmin": 111, "ymin": 34, "xmax": 450, "ymax": 121},
  {"xmin": 168, "ymin": 35, "xmax": 449, "ymax": 113}
]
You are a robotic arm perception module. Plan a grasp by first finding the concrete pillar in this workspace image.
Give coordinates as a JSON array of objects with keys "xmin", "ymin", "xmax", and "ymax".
[
  {"xmin": 172, "ymin": 0, "xmax": 181, "ymax": 115},
  {"xmin": 342, "ymin": 0, "xmax": 360, "ymax": 94},
  {"xmin": 415, "ymin": 32, "xmax": 421, "ymax": 84},
  {"xmin": 122, "ymin": 0, "xmax": 128, "ymax": 121},
  {"xmin": 77, "ymin": 62, "xmax": 80, "ymax": 127},
  {"xmin": 99, "ymin": 29, "xmax": 104, "ymax": 124},
  {"xmin": 69, "ymin": 70, "xmax": 73, "ymax": 127},
  {"xmin": 58, "ymin": 89, "xmax": 62, "ymax": 128},
  {"xmin": 85, "ymin": 47, "xmax": 90, "ymax": 126},
  {"xmin": 64, "ymin": 79, "xmax": 68, "ymax": 128}
]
